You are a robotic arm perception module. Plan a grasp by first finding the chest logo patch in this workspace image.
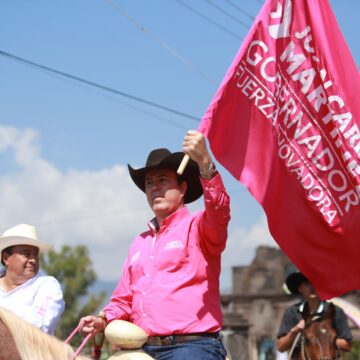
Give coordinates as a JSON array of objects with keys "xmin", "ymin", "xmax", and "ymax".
[{"xmin": 164, "ymin": 240, "xmax": 184, "ymax": 250}]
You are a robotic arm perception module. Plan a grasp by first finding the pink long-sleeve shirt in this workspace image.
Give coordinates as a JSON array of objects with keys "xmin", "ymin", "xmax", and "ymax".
[{"xmin": 104, "ymin": 173, "xmax": 230, "ymax": 336}]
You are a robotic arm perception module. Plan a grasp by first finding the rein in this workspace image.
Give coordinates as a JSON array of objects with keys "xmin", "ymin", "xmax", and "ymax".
[
  {"xmin": 300, "ymin": 334, "xmax": 311, "ymax": 360},
  {"xmin": 64, "ymin": 324, "xmax": 104, "ymax": 360}
]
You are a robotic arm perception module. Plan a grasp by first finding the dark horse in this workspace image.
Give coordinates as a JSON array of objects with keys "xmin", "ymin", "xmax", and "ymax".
[{"xmin": 299, "ymin": 302, "xmax": 341, "ymax": 360}]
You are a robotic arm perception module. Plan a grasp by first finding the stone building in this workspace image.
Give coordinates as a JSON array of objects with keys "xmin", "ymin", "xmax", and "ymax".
[{"xmin": 221, "ymin": 246, "xmax": 360, "ymax": 360}]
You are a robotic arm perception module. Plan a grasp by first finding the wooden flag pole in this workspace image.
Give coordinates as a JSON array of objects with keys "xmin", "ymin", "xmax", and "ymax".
[{"xmin": 177, "ymin": 154, "xmax": 190, "ymax": 175}]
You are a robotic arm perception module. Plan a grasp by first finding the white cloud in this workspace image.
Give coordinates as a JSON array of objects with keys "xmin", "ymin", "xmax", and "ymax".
[
  {"xmin": 220, "ymin": 216, "xmax": 279, "ymax": 290},
  {"xmin": 0, "ymin": 126, "xmax": 150, "ymax": 280},
  {"xmin": 224, "ymin": 216, "xmax": 278, "ymax": 268}
]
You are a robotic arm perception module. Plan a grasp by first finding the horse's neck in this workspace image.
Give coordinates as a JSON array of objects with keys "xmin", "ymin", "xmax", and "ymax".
[{"xmin": 0, "ymin": 318, "xmax": 22, "ymax": 360}]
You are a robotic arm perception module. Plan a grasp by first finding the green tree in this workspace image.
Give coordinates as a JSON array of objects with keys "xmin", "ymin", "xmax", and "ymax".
[{"xmin": 41, "ymin": 244, "xmax": 106, "ymax": 342}]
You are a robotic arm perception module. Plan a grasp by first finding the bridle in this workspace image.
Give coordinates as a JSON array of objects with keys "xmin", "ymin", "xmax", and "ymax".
[
  {"xmin": 299, "ymin": 334, "xmax": 342, "ymax": 360},
  {"xmin": 297, "ymin": 315, "xmax": 342, "ymax": 360}
]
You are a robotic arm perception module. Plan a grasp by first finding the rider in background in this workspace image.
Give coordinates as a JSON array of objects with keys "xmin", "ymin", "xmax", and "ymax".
[
  {"xmin": 0, "ymin": 223, "xmax": 64, "ymax": 335},
  {"xmin": 79, "ymin": 130, "xmax": 231, "ymax": 359},
  {"xmin": 276, "ymin": 271, "xmax": 352, "ymax": 358}
]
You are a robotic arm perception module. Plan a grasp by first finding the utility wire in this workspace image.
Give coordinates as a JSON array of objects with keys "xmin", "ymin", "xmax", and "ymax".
[
  {"xmin": 17, "ymin": 61, "xmax": 191, "ymax": 129},
  {"xmin": 0, "ymin": 50, "xmax": 200, "ymax": 122},
  {"xmin": 36, "ymin": 63, "xmax": 194, "ymax": 130},
  {"xmin": 105, "ymin": 0, "xmax": 217, "ymax": 85},
  {"xmin": 223, "ymin": 0, "xmax": 255, "ymax": 21},
  {"xmin": 204, "ymin": 0, "xmax": 251, "ymax": 29},
  {"xmin": 173, "ymin": 0, "xmax": 243, "ymax": 41}
]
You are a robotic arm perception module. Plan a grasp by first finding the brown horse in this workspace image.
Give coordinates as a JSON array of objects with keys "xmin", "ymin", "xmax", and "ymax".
[
  {"xmin": 299, "ymin": 302, "xmax": 341, "ymax": 360},
  {"xmin": 0, "ymin": 307, "xmax": 91, "ymax": 360}
]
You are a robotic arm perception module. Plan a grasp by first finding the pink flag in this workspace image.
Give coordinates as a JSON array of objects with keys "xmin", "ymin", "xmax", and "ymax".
[{"xmin": 199, "ymin": 0, "xmax": 360, "ymax": 299}]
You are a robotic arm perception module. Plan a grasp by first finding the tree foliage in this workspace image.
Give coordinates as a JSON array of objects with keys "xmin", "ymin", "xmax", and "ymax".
[{"xmin": 41, "ymin": 244, "xmax": 106, "ymax": 342}]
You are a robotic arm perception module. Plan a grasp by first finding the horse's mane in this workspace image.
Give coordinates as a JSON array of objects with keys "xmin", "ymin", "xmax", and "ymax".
[{"xmin": 0, "ymin": 307, "xmax": 90, "ymax": 360}]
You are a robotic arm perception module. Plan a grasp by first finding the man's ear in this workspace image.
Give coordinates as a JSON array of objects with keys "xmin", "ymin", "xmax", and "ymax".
[
  {"xmin": 1, "ymin": 251, "xmax": 10, "ymax": 266},
  {"xmin": 180, "ymin": 181, "xmax": 188, "ymax": 198}
]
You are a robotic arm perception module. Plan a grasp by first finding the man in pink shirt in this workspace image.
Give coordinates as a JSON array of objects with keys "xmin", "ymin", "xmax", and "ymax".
[{"xmin": 80, "ymin": 130, "xmax": 231, "ymax": 359}]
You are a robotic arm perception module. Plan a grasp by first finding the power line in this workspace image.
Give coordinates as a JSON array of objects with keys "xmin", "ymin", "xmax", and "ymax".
[
  {"xmin": 204, "ymin": 0, "xmax": 251, "ymax": 29},
  {"xmin": 0, "ymin": 50, "xmax": 200, "ymax": 122},
  {"xmin": 42, "ymin": 66, "xmax": 193, "ymax": 130},
  {"xmin": 20, "ymin": 61, "xmax": 192, "ymax": 130},
  {"xmin": 105, "ymin": 0, "xmax": 217, "ymax": 85},
  {"xmin": 223, "ymin": 0, "xmax": 255, "ymax": 21},
  {"xmin": 173, "ymin": 0, "xmax": 243, "ymax": 41}
]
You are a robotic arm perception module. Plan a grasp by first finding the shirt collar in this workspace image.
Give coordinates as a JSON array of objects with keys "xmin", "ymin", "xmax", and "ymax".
[
  {"xmin": 299, "ymin": 300, "xmax": 325, "ymax": 313},
  {"xmin": 148, "ymin": 206, "xmax": 189, "ymax": 234}
]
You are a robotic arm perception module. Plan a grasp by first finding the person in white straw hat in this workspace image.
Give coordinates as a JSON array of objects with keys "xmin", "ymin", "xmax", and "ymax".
[{"xmin": 0, "ymin": 223, "xmax": 64, "ymax": 335}]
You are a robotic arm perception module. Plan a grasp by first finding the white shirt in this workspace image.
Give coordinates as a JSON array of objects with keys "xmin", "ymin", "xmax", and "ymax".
[{"xmin": 0, "ymin": 270, "xmax": 64, "ymax": 335}]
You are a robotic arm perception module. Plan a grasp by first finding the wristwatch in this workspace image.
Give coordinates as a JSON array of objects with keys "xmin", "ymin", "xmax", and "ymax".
[{"xmin": 199, "ymin": 161, "xmax": 216, "ymax": 180}]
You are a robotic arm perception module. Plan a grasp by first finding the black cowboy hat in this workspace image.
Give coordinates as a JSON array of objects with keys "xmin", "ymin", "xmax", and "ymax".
[
  {"xmin": 286, "ymin": 272, "xmax": 309, "ymax": 294},
  {"xmin": 128, "ymin": 148, "xmax": 203, "ymax": 204}
]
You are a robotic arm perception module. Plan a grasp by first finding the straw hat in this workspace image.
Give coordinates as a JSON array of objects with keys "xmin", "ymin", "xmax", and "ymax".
[{"xmin": 0, "ymin": 224, "xmax": 51, "ymax": 253}]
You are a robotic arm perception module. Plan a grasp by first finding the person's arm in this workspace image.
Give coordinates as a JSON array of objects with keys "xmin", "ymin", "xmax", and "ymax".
[
  {"xmin": 182, "ymin": 130, "xmax": 231, "ymax": 253},
  {"xmin": 333, "ymin": 305, "xmax": 352, "ymax": 352},
  {"xmin": 79, "ymin": 255, "xmax": 134, "ymax": 335},
  {"xmin": 79, "ymin": 245, "xmax": 138, "ymax": 334},
  {"xmin": 198, "ymin": 174, "xmax": 231, "ymax": 253},
  {"xmin": 336, "ymin": 338, "xmax": 351, "ymax": 352},
  {"xmin": 31, "ymin": 276, "xmax": 65, "ymax": 334},
  {"xmin": 103, "ymin": 255, "xmax": 133, "ymax": 323},
  {"xmin": 277, "ymin": 319, "xmax": 305, "ymax": 352},
  {"xmin": 79, "ymin": 314, "xmax": 107, "ymax": 335}
]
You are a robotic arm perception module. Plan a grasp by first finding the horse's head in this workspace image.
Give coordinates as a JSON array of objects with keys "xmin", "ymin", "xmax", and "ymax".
[{"xmin": 300, "ymin": 302, "xmax": 338, "ymax": 360}]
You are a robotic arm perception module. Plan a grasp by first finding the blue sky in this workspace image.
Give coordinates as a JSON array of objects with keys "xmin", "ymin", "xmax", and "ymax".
[{"xmin": 0, "ymin": 0, "xmax": 359, "ymax": 289}]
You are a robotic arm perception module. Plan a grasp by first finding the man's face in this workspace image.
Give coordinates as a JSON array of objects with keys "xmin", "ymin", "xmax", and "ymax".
[
  {"xmin": 3, "ymin": 245, "xmax": 39, "ymax": 282},
  {"xmin": 298, "ymin": 280, "xmax": 318, "ymax": 299},
  {"xmin": 145, "ymin": 169, "xmax": 187, "ymax": 219}
]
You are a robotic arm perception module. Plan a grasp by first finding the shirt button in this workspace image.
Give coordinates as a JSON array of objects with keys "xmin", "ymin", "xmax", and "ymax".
[
  {"xmin": 150, "ymin": 256, "xmax": 154, "ymax": 260},
  {"xmin": 142, "ymin": 313, "xmax": 147, "ymax": 317},
  {"xmin": 142, "ymin": 292, "xmax": 146, "ymax": 295},
  {"xmin": 146, "ymin": 273, "xmax": 150, "ymax": 277},
  {"xmin": 214, "ymin": 206, "xmax": 219, "ymax": 210}
]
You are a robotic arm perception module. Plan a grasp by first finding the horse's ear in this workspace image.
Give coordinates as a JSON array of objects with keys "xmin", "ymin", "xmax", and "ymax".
[
  {"xmin": 302, "ymin": 301, "xmax": 311, "ymax": 322},
  {"xmin": 324, "ymin": 302, "xmax": 336, "ymax": 321}
]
